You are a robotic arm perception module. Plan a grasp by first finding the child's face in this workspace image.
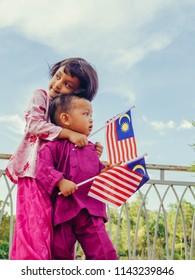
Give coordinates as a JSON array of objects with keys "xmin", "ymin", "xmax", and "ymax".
[
  {"xmin": 48, "ymin": 66, "xmax": 80, "ymax": 97},
  {"xmin": 67, "ymin": 99, "xmax": 93, "ymax": 136}
]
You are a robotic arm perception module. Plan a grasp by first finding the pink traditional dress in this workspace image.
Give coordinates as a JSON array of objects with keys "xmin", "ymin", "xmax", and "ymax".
[{"xmin": 5, "ymin": 89, "xmax": 62, "ymax": 260}]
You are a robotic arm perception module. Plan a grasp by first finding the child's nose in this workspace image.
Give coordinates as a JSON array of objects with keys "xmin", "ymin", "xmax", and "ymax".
[{"xmin": 56, "ymin": 81, "xmax": 62, "ymax": 89}]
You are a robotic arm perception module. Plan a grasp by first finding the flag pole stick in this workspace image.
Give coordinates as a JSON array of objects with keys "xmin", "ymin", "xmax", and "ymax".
[
  {"xmin": 76, "ymin": 153, "xmax": 149, "ymax": 187},
  {"xmin": 58, "ymin": 176, "xmax": 96, "ymax": 194},
  {"xmin": 58, "ymin": 153, "xmax": 148, "ymax": 195},
  {"xmin": 58, "ymin": 153, "xmax": 149, "ymax": 194},
  {"xmin": 76, "ymin": 153, "xmax": 148, "ymax": 188}
]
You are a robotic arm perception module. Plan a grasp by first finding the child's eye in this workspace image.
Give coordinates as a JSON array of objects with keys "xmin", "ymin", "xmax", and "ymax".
[{"xmin": 65, "ymin": 82, "xmax": 73, "ymax": 89}]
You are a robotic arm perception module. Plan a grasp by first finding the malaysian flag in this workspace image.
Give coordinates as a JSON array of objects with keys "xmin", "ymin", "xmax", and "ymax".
[
  {"xmin": 88, "ymin": 156, "xmax": 149, "ymax": 207},
  {"xmin": 106, "ymin": 109, "xmax": 137, "ymax": 164}
]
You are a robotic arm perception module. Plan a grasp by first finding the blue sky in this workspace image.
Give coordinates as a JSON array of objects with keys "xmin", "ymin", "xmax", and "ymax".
[{"xmin": 0, "ymin": 0, "xmax": 194, "ymax": 171}]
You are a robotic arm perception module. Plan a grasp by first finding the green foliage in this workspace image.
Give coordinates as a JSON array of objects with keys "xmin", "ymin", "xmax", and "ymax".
[
  {"xmin": 106, "ymin": 197, "xmax": 195, "ymax": 260},
  {"xmin": 75, "ymin": 197, "xmax": 194, "ymax": 260},
  {"xmin": 0, "ymin": 200, "xmax": 13, "ymax": 259},
  {"xmin": 0, "ymin": 242, "xmax": 9, "ymax": 259},
  {"xmin": 1, "ymin": 199, "xmax": 194, "ymax": 260}
]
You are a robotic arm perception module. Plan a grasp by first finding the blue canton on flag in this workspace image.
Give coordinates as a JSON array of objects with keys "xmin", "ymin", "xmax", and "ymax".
[
  {"xmin": 126, "ymin": 156, "xmax": 150, "ymax": 189},
  {"xmin": 116, "ymin": 110, "xmax": 135, "ymax": 141}
]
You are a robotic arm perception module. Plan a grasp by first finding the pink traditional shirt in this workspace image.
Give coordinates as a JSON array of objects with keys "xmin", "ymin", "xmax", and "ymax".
[
  {"xmin": 36, "ymin": 139, "xmax": 107, "ymax": 226},
  {"xmin": 5, "ymin": 89, "xmax": 62, "ymax": 183}
]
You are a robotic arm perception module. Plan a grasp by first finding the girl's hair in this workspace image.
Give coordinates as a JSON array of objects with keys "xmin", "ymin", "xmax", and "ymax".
[
  {"xmin": 49, "ymin": 57, "xmax": 98, "ymax": 101},
  {"xmin": 49, "ymin": 94, "xmax": 87, "ymax": 126}
]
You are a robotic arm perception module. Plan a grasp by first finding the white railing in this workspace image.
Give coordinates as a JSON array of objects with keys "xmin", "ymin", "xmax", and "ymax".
[{"xmin": 0, "ymin": 154, "xmax": 195, "ymax": 259}]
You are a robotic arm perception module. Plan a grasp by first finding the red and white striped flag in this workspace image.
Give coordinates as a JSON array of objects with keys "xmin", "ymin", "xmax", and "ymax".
[
  {"xmin": 106, "ymin": 109, "xmax": 137, "ymax": 164},
  {"xmin": 88, "ymin": 162, "xmax": 143, "ymax": 208}
]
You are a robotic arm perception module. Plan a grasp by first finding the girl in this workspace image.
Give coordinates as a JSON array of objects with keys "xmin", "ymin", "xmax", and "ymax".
[{"xmin": 5, "ymin": 57, "xmax": 103, "ymax": 260}]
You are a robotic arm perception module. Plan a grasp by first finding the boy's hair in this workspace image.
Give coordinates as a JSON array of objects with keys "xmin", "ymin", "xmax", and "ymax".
[
  {"xmin": 49, "ymin": 94, "xmax": 87, "ymax": 126},
  {"xmin": 49, "ymin": 57, "xmax": 98, "ymax": 101}
]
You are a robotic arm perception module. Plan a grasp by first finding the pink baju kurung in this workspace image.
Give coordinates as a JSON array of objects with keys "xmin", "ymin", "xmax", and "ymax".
[{"xmin": 5, "ymin": 89, "xmax": 62, "ymax": 259}]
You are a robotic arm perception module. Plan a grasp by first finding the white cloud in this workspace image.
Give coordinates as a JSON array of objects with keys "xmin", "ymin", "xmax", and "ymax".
[
  {"xmin": 142, "ymin": 117, "xmax": 194, "ymax": 133},
  {"xmin": 150, "ymin": 120, "xmax": 175, "ymax": 131},
  {"xmin": 0, "ymin": 0, "xmax": 191, "ymax": 64},
  {"xmin": 0, "ymin": 115, "xmax": 25, "ymax": 135},
  {"xmin": 142, "ymin": 116, "xmax": 175, "ymax": 134},
  {"xmin": 166, "ymin": 121, "xmax": 175, "ymax": 128},
  {"xmin": 150, "ymin": 121, "xmax": 166, "ymax": 131},
  {"xmin": 178, "ymin": 120, "xmax": 193, "ymax": 129},
  {"xmin": 138, "ymin": 139, "xmax": 155, "ymax": 147},
  {"xmin": 100, "ymin": 85, "xmax": 136, "ymax": 106},
  {"xmin": 114, "ymin": 34, "xmax": 174, "ymax": 69}
]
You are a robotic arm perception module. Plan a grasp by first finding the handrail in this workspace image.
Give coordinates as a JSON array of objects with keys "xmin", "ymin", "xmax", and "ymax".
[
  {"xmin": 0, "ymin": 154, "xmax": 12, "ymax": 160},
  {"xmin": 0, "ymin": 154, "xmax": 195, "ymax": 260}
]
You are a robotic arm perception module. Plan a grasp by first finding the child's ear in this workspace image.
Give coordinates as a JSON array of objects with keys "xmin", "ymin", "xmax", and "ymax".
[{"xmin": 59, "ymin": 113, "xmax": 71, "ymax": 126}]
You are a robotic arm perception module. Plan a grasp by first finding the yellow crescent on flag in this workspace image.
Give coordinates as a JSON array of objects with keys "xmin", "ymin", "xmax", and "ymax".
[
  {"xmin": 119, "ymin": 113, "xmax": 131, "ymax": 124},
  {"xmin": 133, "ymin": 165, "xmax": 146, "ymax": 174}
]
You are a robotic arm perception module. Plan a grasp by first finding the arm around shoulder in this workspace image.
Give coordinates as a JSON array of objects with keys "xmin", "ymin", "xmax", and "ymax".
[{"xmin": 58, "ymin": 128, "xmax": 88, "ymax": 147}]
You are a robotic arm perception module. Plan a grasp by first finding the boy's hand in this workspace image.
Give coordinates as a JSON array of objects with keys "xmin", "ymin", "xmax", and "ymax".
[
  {"xmin": 100, "ymin": 161, "xmax": 122, "ymax": 173},
  {"xmin": 57, "ymin": 178, "xmax": 78, "ymax": 197},
  {"xmin": 95, "ymin": 142, "xmax": 103, "ymax": 158}
]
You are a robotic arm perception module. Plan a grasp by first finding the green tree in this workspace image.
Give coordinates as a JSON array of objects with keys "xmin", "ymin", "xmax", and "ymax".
[
  {"xmin": 0, "ymin": 200, "xmax": 11, "ymax": 259},
  {"xmin": 167, "ymin": 201, "xmax": 195, "ymax": 260},
  {"xmin": 1, "ymin": 199, "xmax": 194, "ymax": 260}
]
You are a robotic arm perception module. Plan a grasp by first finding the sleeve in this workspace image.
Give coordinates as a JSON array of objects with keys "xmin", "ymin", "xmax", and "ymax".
[
  {"xmin": 24, "ymin": 89, "xmax": 62, "ymax": 141},
  {"xmin": 36, "ymin": 143, "xmax": 64, "ymax": 195}
]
